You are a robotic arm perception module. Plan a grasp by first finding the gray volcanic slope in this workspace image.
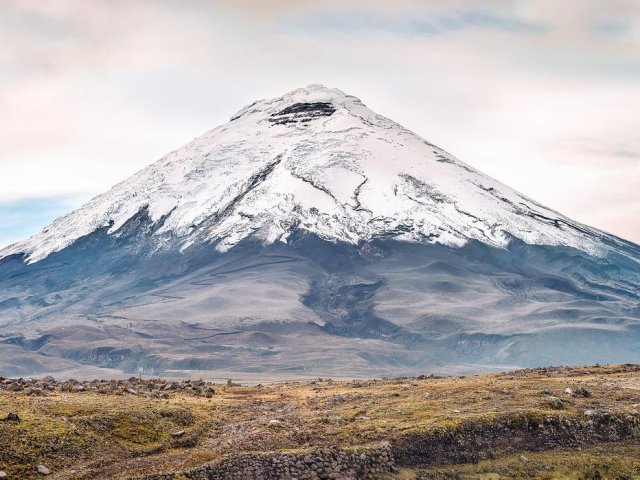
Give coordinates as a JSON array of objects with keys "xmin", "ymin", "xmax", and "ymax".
[{"xmin": 0, "ymin": 85, "xmax": 639, "ymax": 378}]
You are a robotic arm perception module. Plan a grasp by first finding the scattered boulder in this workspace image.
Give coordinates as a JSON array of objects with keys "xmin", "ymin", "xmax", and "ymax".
[
  {"xmin": 564, "ymin": 386, "xmax": 591, "ymax": 397},
  {"xmin": 547, "ymin": 396, "xmax": 563, "ymax": 409},
  {"xmin": 574, "ymin": 385, "xmax": 591, "ymax": 397},
  {"xmin": 5, "ymin": 412, "xmax": 20, "ymax": 422},
  {"xmin": 25, "ymin": 387, "xmax": 46, "ymax": 397},
  {"xmin": 37, "ymin": 464, "xmax": 51, "ymax": 475},
  {"xmin": 202, "ymin": 387, "xmax": 215, "ymax": 398},
  {"xmin": 171, "ymin": 430, "xmax": 185, "ymax": 437}
]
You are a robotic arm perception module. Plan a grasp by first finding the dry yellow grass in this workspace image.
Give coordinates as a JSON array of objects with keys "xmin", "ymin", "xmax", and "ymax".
[
  {"xmin": 0, "ymin": 364, "xmax": 639, "ymax": 479},
  {"xmin": 394, "ymin": 441, "xmax": 640, "ymax": 479}
]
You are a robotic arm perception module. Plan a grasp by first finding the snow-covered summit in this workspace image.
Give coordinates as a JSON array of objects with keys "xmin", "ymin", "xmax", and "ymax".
[{"xmin": 0, "ymin": 85, "xmax": 613, "ymax": 263}]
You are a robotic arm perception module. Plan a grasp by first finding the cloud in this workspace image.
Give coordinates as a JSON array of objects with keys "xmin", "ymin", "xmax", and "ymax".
[
  {"xmin": 0, "ymin": 0, "xmax": 639, "ymax": 242},
  {"xmin": 280, "ymin": 9, "xmax": 547, "ymax": 36}
]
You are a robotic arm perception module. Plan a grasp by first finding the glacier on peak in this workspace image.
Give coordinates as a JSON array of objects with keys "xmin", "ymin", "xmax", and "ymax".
[{"xmin": 0, "ymin": 84, "xmax": 622, "ymax": 264}]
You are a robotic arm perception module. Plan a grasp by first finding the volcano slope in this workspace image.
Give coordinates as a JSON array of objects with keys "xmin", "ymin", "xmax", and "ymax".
[{"xmin": 0, "ymin": 84, "xmax": 639, "ymax": 378}]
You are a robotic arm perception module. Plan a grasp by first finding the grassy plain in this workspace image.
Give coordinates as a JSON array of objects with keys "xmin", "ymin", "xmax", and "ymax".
[{"xmin": 1, "ymin": 364, "xmax": 639, "ymax": 479}]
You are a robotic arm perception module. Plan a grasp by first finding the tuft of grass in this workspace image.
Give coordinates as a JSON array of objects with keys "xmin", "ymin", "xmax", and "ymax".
[{"xmin": 110, "ymin": 414, "xmax": 164, "ymax": 445}]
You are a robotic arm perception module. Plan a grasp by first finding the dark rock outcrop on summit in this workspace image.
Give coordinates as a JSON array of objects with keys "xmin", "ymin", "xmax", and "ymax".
[{"xmin": 269, "ymin": 101, "xmax": 336, "ymax": 125}]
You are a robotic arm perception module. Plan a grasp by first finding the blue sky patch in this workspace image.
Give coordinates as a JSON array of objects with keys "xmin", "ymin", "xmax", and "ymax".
[{"xmin": 0, "ymin": 196, "xmax": 84, "ymax": 248}]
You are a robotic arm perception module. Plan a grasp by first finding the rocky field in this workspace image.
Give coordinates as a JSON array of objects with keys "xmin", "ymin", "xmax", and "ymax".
[{"xmin": 1, "ymin": 364, "xmax": 640, "ymax": 479}]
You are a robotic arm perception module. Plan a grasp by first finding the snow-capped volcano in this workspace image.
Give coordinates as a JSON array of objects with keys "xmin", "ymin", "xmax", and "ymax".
[
  {"xmin": 0, "ymin": 85, "xmax": 617, "ymax": 263},
  {"xmin": 1, "ymin": 85, "xmax": 639, "ymax": 379}
]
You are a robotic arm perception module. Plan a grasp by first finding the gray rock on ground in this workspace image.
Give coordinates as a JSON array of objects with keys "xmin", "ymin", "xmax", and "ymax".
[{"xmin": 37, "ymin": 465, "xmax": 51, "ymax": 475}]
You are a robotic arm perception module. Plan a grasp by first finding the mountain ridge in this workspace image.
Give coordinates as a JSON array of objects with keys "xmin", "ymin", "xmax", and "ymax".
[{"xmin": 0, "ymin": 84, "xmax": 639, "ymax": 378}]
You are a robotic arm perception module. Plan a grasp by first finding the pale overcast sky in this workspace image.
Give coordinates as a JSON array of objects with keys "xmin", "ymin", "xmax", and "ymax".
[{"xmin": 1, "ymin": 0, "xmax": 639, "ymax": 247}]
